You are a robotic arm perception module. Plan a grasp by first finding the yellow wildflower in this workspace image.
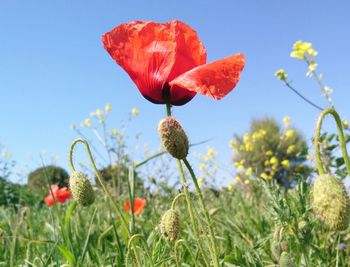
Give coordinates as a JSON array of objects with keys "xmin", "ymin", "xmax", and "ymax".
[
  {"xmin": 244, "ymin": 179, "xmax": 250, "ymax": 185},
  {"xmin": 227, "ymin": 184, "xmax": 233, "ymax": 191},
  {"xmin": 112, "ymin": 129, "xmax": 119, "ymax": 136},
  {"xmin": 199, "ymin": 163, "xmax": 206, "ymax": 171},
  {"xmin": 270, "ymin": 156, "xmax": 279, "ymax": 166},
  {"xmin": 306, "ymin": 61, "xmax": 318, "ymax": 77},
  {"xmin": 206, "ymin": 147, "xmax": 216, "ymax": 158},
  {"xmin": 105, "ymin": 103, "xmax": 112, "ymax": 113},
  {"xmin": 84, "ymin": 118, "xmax": 92, "ymax": 127},
  {"xmin": 243, "ymin": 133, "xmax": 250, "ymax": 143},
  {"xmin": 287, "ymin": 145, "xmax": 296, "ymax": 154},
  {"xmin": 281, "ymin": 159, "xmax": 291, "ymax": 169},
  {"xmin": 236, "ymin": 164, "xmax": 244, "ymax": 172},
  {"xmin": 284, "ymin": 129, "xmax": 295, "ymax": 139},
  {"xmin": 131, "ymin": 107, "xmax": 139, "ymax": 116},
  {"xmin": 245, "ymin": 167, "xmax": 253, "ymax": 176},
  {"xmin": 275, "ymin": 69, "xmax": 288, "ymax": 80},
  {"xmin": 89, "ymin": 111, "xmax": 95, "ymax": 116},
  {"xmin": 260, "ymin": 172, "xmax": 270, "ymax": 180},
  {"xmin": 96, "ymin": 109, "xmax": 103, "ymax": 116},
  {"xmin": 229, "ymin": 140, "xmax": 236, "ymax": 149},
  {"xmin": 234, "ymin": 176, "xmax": 241, "ymax": 183},
  {"xmin": 265, "ymin": 150, "xmax": 273, "ymax": 156},
  {"xmin": 283, "ymin": 116, "xmax": 291, "ymax": 127},
  {"xmin": 245, "ymin": 142, "xmax": 254, "ymax": 151}
]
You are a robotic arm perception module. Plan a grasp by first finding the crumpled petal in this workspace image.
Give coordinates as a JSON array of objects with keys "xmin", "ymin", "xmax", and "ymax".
[
  {"xmin": 56, "ymin": 187, "xmax": 71, "ymax": 203},
  {"xmin": 44, "ymin": 195, "xmax": 54, "ymax": 206},
  {"xmin": 102, "ymin": 20, "xmax": 206, "ymax": 105},
  {"xmin": 170, "ymin": 53, "xmax": 245, "ymax": 100}
]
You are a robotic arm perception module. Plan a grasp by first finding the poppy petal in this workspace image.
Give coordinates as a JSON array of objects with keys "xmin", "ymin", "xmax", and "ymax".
[
  {"xmin": 133, "ymin": 198, "xmax": 146, "ymax": 215},
  {"xmin": 102, "ymin": 20, "xmax": 206, "ymax": 105},
  {"xmin": 56, "ymin": 188, "xmax": 71, "ymax": 203},
  {"xmin": 102, "ymin": 21, "xmax": 176, "ymax": 104},
  {"xmin": 44, "ymin": 195, "xmax": 54, "ymax": 206},
  {"xmin": 169, "ymin": 53, "xmax": 245, "ymax": 100}
]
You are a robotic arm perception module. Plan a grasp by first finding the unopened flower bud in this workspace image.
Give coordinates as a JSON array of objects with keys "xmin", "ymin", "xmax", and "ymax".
[
  {"xmin": 69, "ymin": 171, "xmax": 95, "ymax": 206},
  {"xmin": 160, "ymin": 209, "xmax": 180, "ymax": 241},
  {"xmin": 158, "ymin": 117, "xmax": 189, "ymax": 159},
  {"xmin": 279, "ymin": 252, "xmax": 295, "ymax": 267},
  {"xmin": 270, "ymin": 241, "xmax": 281, "ymax": 262},
  {"xmin": 310, "ymin": 174, "xmax": 350, "ymax": 230}
]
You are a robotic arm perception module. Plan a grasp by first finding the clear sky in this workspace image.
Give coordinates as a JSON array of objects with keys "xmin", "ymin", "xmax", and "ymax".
[{"xmin": 1, "ymin": 1, "xmax": 350, "ymax": 184}]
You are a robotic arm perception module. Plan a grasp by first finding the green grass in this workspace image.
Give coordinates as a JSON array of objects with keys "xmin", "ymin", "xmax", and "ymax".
[{"xmin": 1, "ymin": 177, "xmax": 349, "ymax": 266}]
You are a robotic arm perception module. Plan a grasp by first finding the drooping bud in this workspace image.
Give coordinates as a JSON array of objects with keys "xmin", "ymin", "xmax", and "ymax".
[
  {"xmin": 310, "ymin": 174, "xmax": 350, "ymax": 230},
  {"xmin": 279, "ymin": 252, "xmax": 295, "ymax": 267},
  {"xmin": 160, "ymin": 209, "xmax": 180, "ymax": 241},
  {"xmin": 69, "ymin": 171, "xmax": 95, "ymax": 206},
  {"xmin": 158, "ymin": 117, "xmax": 189, "ymax": 159}
]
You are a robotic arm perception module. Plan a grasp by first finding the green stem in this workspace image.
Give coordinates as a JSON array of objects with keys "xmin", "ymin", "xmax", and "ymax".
[
  {"xmin": 127, "ymin": 166, "xmax": 135, "ymax": 234},
  {"xmin": 69, "ymin": 138, "xmax": 129, "ymax": 234},
  {"xmin": 182, "ymin": 158, "xmax": 219, "ymax": 267},
  {"xmin": 174, "ymin": 239, "xmax": 199, "ymax": 267},
  {"xmin": 171, "ymin": 193, "xmax": 185, "ymax": 210},
  {"xmin": 176, "ymin": 160, "xmax": 210, "ymax": 266},
  {"xmin": 127, "ymin": 234, "xmax": 154, "ymax": 266},
  {"xmin": 314, "ymin": 109, "xmax": 350, "ymax": 175}
]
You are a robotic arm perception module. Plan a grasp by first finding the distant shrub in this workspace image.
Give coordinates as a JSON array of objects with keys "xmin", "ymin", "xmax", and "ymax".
[
  {"xmin": 27, "ymin": 165, "xmax": 69, "ymax": 195},
  {"xmin": 0, "ymin": 177, "xmax": 39, "ymax": 207},
  {"xmin": 230, "ymin": 117, "xmax": 312, "ymax": 188}
]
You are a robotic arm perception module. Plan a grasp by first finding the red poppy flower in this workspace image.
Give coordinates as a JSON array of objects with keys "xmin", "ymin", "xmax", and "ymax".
[
  {"xmin": 102, "ymin": 20, "xmax": 245, "ymax": 106},
  {"xmin": 124, "ymin": 197, "xmax": 146, "ymax": 215},
  {"xmin": 44, "ymin": 184, "xmax": 71, "ymax": 206}
]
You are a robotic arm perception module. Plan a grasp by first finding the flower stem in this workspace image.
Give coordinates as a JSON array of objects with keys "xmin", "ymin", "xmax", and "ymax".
[
  {"xmin": 284, "ymin": 80, "xmax": 324, "ymax": 111},
  {"xmin": 176, "ymin": 160, "xmax": 210, "ymax": 266},
  {"xmin": 69, "ymin": 138, "xmax": 129, "ymax": 234},
  {"xmin": 314, "ymin": 109, "xmax": 350, "ymax": 175},
  {"xmin": 182, "ymin": 158, "xmax": 219, "ymax": 267},
  {"xmin": 171, "ymin": 193, "xmax": 185, "ymax": 210}
]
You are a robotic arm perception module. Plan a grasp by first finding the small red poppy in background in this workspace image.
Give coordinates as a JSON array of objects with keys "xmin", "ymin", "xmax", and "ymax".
[
  {"xmin": 44, "ymin": 184, "xmax": 71, "ymax": 206},
  {"xmin": 124, "ymin": 197, "xmax": 146, "ymax": 215},
  {"xmin": 102, "ymin": 20, "xmax": 245, "ymax": 106}
]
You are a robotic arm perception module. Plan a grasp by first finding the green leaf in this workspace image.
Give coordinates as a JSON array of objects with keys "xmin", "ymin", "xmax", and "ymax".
[{"xmin": 57, "ymin": 245, "xmax": 75, "ymax": 265}]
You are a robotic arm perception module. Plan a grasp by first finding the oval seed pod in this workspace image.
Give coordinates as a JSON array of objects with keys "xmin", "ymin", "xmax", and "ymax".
[
  {"xmin": 160, "ymin": 209, "xmax": 180, "ymax": 241},
  {"xmin": 158, "ymin": 117, "xmax": 189, "ymax": 159},
  {"xmin": 69, "ymin": 171, "xmax": 95, "ymax": 206},
  {"xmin": 310, "ymin": 174, "xmax": 350, "ymax": 230},
  {"xmin": 270, "ymin": 241, "xmax": 281, "ymax": 262},
  {"xmin": 279, "ymin": 252, "xmax": 295, "ymax": 267}
]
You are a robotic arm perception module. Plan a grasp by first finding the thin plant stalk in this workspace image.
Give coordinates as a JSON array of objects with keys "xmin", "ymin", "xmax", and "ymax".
[
  {"xmin": 69, "ymin": 138, "xmax": 129, "ymax": 234},
  {"xmin": 314, "ymin": 109, "xmax": 350, "ymax": 175},
  {"xmin": 182, "ymin": 158, "xmax": 219, "ymax": 267}
]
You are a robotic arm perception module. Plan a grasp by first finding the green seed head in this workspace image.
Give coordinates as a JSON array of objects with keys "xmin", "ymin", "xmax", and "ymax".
[
  {"xmin": 270, "ymin": 241, "xmax": 281, "ymax": 262},
  {"xmin": 160, "ymin": 209, "xmax": 180, "ymax": 241},
  {"xmin": 279, "ymin": 252, "xmax": 295, "ymax": 267},
  {"xmin": 69, "ymin": 171, "xmax": 95, "ymax": 206},
  {"xmin": 310, "ymin": 174, "xmax": 350, "ymax": 230},
  {"xmin": 158, "ymin": 117, "xmax": 189, "ymax": 159}
]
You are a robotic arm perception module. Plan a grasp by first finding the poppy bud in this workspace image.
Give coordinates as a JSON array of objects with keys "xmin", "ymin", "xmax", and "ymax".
[
  {"xmin": 69, "ymin": 171, "xmax": 95, "ymax": 206},
  {"xmin": 160, "ymin": 209, "xmax": 180, "ymax": 241},
  {"xmin": 158, "ymin": 117, "xmax": 189, "ymax": 159},
  {"xmin": 310, "ymin": 174, "xmax": 350, "ymax": 230},
  {"xmin": 270, "ymin": 241, "xmax": 281, "ymax": 262},
  {"xmin": 278, "ymin": 252, "xmax": 295, "ymax": 267}
]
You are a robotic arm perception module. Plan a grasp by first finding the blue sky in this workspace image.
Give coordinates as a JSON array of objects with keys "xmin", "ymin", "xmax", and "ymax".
[{"xmin": 1, "ymin": 1, "xmax": 350, "ymax": 184}]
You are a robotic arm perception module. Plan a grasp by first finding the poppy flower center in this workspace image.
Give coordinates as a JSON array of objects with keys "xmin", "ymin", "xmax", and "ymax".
[{"xmin": 162, "ymin": 82, "xmax": 171, "ymax": 103}]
